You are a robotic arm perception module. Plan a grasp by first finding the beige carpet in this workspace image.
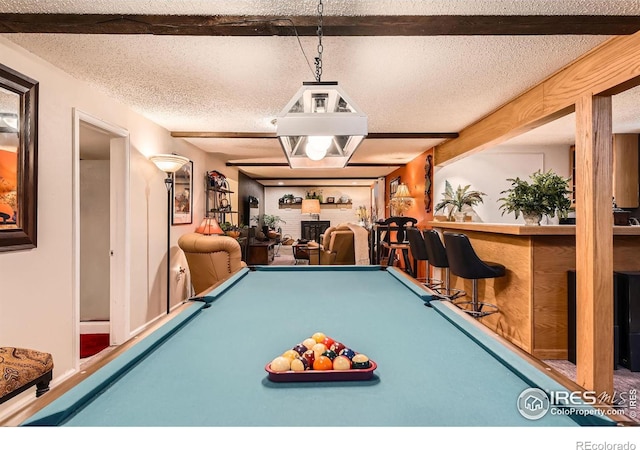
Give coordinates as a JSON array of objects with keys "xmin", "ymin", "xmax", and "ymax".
[
  {"xmin": 271, "ymin": 245, "xmax": 308, "ymax": 265},
  {"xmin": 544, "ymin": 359, "xmax": 639, "ymax": 423}
]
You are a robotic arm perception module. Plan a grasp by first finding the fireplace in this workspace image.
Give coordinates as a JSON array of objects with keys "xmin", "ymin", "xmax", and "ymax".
[{"xmin": 301, "ymin": 220, "xmax": 331, "ymax": 242}]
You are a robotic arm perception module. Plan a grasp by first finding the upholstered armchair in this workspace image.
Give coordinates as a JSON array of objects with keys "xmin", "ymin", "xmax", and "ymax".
[
  {"xmin": 309, "ymin": 225, "xmax": 356, "ymax": 265},
  {"xmin": 178, "ymin": 233, "xmax": 247, "ymax": 295}
]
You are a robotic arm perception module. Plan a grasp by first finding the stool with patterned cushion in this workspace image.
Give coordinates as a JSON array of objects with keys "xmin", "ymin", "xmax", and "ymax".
[{"xmin": 0, "ymin": 347, "xmax": 54, "ymax": 404}]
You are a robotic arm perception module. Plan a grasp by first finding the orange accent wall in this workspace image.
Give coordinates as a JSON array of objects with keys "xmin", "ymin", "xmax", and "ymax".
[
  {"xmin": 385, "ymin": 147, "xmax": 434, "ymax": 227},
  {"xmin": 384, "ymin": 147, "xmax": 435, "ymax": 279}
]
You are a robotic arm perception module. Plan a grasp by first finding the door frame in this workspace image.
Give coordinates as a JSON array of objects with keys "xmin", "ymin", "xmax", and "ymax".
[{"xmin": 72, "ymin": 108, "xmax": 130, "ymax": 367}]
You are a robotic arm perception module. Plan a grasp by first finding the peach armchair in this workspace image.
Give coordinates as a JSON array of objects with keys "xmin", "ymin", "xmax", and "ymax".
[
  {"xmin": 309, "ymin": 225, "xmax": 355, "ymax": 265},
  {"xmin": 178, "ymin": 233, "xmax": 247, "ymax": 295}
]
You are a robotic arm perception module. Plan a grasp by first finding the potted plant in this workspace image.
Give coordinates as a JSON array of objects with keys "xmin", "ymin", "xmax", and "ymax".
[
  {"xmin": 251, "ymin": 214, "xmax": 286, "ymax": 236},
  {"xmin": 279, "ymin": 194, "xmax": 295, "ymax": 204},
  {"xmin": 498, "ymin": 169, "xmax": 571, "ymax": 225},
  {"xmin": 434, "ymin": 180, "xmax": 486, "ymax": 222}
]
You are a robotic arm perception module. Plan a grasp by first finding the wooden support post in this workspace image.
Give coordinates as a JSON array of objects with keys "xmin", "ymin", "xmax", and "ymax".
[{"xmin": 574, "ymin": 94, "xmax": 614, "ymax": 398}]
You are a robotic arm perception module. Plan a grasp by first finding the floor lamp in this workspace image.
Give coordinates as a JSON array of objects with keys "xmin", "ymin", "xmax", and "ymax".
[{"xmin": 149, "ymin": 154, "xmax": 190, "ymax": 314}]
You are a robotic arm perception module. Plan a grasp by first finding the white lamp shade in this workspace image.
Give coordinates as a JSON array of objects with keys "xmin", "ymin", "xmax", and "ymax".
[
  {"xmin": 301, "ymin": 199, "xmax": 321, "ymax": 214},
  {"xmin": 149, "ymin": 154, "xmax": 189, "ymax": 173},
  {"xmin": 394, "ymin": 183, "xmax": 412, "ymax": 199}
]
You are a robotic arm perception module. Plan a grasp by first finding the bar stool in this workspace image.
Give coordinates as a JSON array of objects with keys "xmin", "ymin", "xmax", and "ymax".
[
  {"xmin": 422, "ymin": 230, "xmax": 465, "ymax": 301},
  {"xmin": 443, "ymin": 232, "xmax": 505, "ymax": 318},
  {"xmin": 406, "ymin": 227, "xmax": 443, "ymax": 290},
  {"xmin": 380, "ymin": 217, "xmax": 417, "ymax": 277}
]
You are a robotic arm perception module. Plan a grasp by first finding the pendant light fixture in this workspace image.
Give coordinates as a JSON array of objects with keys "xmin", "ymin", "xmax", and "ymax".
[{"xmin": 276, "ymin": 0, "xmax": 367, "ymax": 169}]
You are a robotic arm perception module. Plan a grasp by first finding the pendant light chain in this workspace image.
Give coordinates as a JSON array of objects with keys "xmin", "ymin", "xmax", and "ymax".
[{"xmin": 314, "ymin": 0, "xmax": 324, "ymax": 82}]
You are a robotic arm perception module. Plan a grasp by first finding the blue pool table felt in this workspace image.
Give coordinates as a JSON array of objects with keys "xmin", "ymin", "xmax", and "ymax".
[{"xmin": 23, "ymin": 266, "xmax": 615, "ymax": 427}]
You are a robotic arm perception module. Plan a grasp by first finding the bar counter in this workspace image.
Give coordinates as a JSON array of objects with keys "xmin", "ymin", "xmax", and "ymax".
[{"xmin": 428, "ymin": 221, "xmax": 640, "ymax": 359}]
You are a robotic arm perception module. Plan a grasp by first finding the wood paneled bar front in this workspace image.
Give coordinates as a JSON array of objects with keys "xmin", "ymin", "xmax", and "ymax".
[{"xmin": 428, "ymin": 221, "xmax": 640, "ymax": 360}]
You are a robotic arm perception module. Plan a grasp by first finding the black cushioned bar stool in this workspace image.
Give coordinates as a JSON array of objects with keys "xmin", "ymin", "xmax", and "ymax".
[
  {"xmin": 406, "ymin": 227, "xmax": 443, "ymax": 290},
  {"xmin": 443, "ymin": 232, "xmax": 505, "ymax": 318},
  {"xmin": 422, "ymin": 229, "xmax": 465, "ymax": 301}
]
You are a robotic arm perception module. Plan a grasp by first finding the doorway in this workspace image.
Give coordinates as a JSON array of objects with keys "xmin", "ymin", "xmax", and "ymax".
[{"xmin": 73, "ymin": 109, "xmax": 130, "ymax": 367}]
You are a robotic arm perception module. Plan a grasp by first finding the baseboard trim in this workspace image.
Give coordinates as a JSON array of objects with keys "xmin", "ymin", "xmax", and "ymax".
[{"xmin": 80, "ymin": 321, "xmax": 110, "ymax": 334}]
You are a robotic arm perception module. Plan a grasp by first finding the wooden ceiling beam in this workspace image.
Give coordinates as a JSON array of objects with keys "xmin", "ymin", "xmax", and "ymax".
[
  {"xmin": 171, "ymin": 131, "xmax": 457, "ymax": 139},
  {"xmin": 435, "ymin": 31, "xmax": 640, "ymax": 165},
  {"xmin": 1, "ymin": 14, "xmax": 639, "ymax": 36}
]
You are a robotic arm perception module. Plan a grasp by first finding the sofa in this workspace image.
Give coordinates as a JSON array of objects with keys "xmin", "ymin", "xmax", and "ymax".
[{"xmin": 178, "ymin": 233, "xmax": 247, "ymax": 295}]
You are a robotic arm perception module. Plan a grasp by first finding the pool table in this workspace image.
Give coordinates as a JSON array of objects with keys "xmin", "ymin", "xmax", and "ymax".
[{"xmin": 21, "ymin": 266, "xmax": 624, "ymax": 427}]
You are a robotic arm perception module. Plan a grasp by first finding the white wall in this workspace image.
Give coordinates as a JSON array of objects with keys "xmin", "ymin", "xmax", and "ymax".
[
  {"xmin": 433, "ymin": 145, "xmax": 571, "ymax": 224},
  {"xmin": 264, "ymin": 186, "xmax": 371, "ymax": 240},
  {"xmin": 0, "ymin": 37, "xmax": 228, "ymax": 417}
]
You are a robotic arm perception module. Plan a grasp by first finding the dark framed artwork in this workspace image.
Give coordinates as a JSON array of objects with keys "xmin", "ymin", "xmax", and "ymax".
[
  {"xmin": 0, "ymin": 63, "xmax": 38, "ymax": 252},
  {"xmin": 389, "ymin": 176, "xmax": 401, "ymax": 216},
  {"xmin": 389, "ymin": 177, "xmax": 400, "ymax": 200},
  {"xmin": 424, "ymin": 154, "xmax": 433, "ymax": 213},
  {"xmin": 172, "ymin": 160, "xmax": 192, "ymax": 224}
]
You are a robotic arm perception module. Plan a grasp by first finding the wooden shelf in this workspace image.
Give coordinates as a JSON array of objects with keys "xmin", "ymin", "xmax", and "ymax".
[{"xmin": 279, "ymin": 202, "xmax": 352, "ymax": 209}]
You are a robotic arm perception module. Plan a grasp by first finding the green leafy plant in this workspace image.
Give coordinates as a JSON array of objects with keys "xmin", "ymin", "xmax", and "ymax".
[
  {"xmin": 252, "ymin": 214, "xmax": 286, "ymax": 229},
  {"xmin": 221, "ymin": 222, "xmax": 247, "ymax": 232},
  {"xmin": 280, "ymin": 194, "xmax": 295, "ymax": 203},
  {"xmin": 498, "ymin": 169, "xmax": 571, "ymax": 221},
  {"xmin": 434, "ymin": 180, "xmax": 486, "ymax": 220}
]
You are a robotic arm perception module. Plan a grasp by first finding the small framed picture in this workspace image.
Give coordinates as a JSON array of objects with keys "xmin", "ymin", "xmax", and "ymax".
[
  {"xmin": 172, "ymin": 160, "xmax": 193, "ymax": 224},
  {"xmin": 389, "ymin": 177, "xmax": 400, "ymax": 200},
  {"xmin": 326, "ymin": 197, "xmax": 335, "ymax": 203}
]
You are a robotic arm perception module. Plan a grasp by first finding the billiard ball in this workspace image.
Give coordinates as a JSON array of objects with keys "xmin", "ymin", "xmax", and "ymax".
[
  {"xmin": 312, "ymin": 343, "xmax": 327, "ymax": 359},
  {"xmin": 302, "ymin": 338, "xmax": 317, "ymax": 350},
  {"xmin": 292, "ymin": 344, "xmax": 307, "ymax": 356},
  {"xmin": 282, "ymin": 349, "xmax": 299, "ymax": 361},
  {"xmin": 330, "ymin": 341, "xmax": 345, "ymax": 354},
  {"xmin": 270, "ymin": 356, "xmax": 291, "ymax": 372},
  {"xmin": 321, "ymin": 336, "xmax": 335, "ymax": 349},
  {"xmin": 312, "ymin": 332, "xmax": 326, "ymax": 343},
  {"xmin": 339, "ymin": 348, "xmax": 356, "ymax": 360},
  {"xmin": 332, "ymin": 355, "xmax": 351, "ymax": 370},
  {"xmin": 291, "ymin": 356, "xmax": 309, "ymax": 372},
  {"xmin": 351, "ymin": 353, "xmax": 370, "ymax": 369},
  {"xmin": 312, "ymin": 355, "xmax": 333, "ymax": 371},
  {"xmin": 322, "ymin": 349, "xmax": 338, "ymax": 360},
  {"xmin": 302, "ymin": 349, "xmax": 315, "ymax": 368}
]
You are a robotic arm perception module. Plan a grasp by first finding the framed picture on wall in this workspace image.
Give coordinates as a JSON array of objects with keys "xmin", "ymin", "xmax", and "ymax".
[
  {"xmin": 389, "ymin": 176, "xmax": 401, "ymax": 216},
  {"xmin": 172, "ymin": 160, "xmax": 193, "ymax": 224},
  {"xmin": 389, "ymin": 177, "xmax": 400, "ymax": 200}
]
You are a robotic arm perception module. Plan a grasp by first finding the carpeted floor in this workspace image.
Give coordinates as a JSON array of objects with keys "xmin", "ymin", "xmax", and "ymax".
[
  {"xmin": 271, "ymin": 245, "xmax": 308, "ymax": 265},
  {"xmin": 80, "ymin": 333, "xmax": 110, "ymax": 359},
  {"xmin": 544, "ymin": 359, "xmax": 639, "ymax": 422}
]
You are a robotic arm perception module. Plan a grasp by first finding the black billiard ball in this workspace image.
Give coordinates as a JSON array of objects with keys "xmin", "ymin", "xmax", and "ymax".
[{"xmin": 292, "ymin": 344, "xmax": 308, "ymax": 356}]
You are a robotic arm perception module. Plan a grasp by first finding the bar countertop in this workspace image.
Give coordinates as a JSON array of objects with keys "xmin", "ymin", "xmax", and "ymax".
[{"xmin": 427, "ymin": 221, "xmax": 640, "ymax": 236}]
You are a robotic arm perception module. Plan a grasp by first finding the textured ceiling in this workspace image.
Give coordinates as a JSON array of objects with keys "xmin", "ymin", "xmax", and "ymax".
[{"xmin": 2, "ymin": 1, "xmax": 640, "ymax": 184}]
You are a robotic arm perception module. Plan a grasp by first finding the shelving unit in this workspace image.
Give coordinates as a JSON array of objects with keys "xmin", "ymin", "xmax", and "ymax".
[
  {"xmin": 279, "ymin": 202, "xmax": 352, "ymax": 209},
  {"xmin": 206, "ymin": 176, "xmax": 238, "ymax": 225}
]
